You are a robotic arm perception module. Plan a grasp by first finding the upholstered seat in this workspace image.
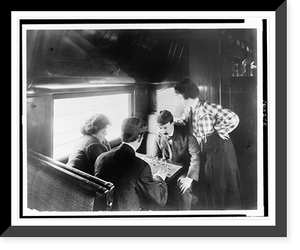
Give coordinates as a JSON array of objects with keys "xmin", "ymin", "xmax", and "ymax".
[{"xmin": 27, "ymin": 150, "xmax": 114, "ymax": 212}]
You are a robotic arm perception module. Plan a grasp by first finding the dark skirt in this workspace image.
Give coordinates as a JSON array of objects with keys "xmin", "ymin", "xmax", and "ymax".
[{"xmin": 196, "ymin": 132, "xmax": 242, "ymax": 210}]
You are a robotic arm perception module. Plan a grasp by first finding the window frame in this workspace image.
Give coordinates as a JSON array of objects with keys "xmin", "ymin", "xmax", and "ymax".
[{"xmin": 51, "ymin": 87, "xmax": 134, "ymax": 160}]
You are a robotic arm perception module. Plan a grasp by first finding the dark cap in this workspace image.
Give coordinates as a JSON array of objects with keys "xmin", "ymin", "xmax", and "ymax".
[
  {"xmin": 156, "ymin": 110, "xmax": 173, "ymax": 126},
  {"xmin": 121, "ymin": 117, "xmax": 148, "ymax": 135}
]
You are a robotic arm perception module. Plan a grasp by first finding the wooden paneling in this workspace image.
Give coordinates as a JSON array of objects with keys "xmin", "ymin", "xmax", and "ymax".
[
  {"xmin": 134, "ymin": 85, "xmax": 156, "ymax": 154},
  {"xmin": 188, "ymin": 35, "xmax": 221, "ymax": 103},
  {"xmin": 27, "ymin": 96, "xmax": 53, "ymax": 157},
  {"xmin": 230, "ymin": 77, "xmax": 257, "ymax": 209}
]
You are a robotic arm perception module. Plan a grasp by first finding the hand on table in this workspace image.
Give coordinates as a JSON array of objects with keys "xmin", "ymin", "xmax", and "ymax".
[{"xmin": 156, "ymin": 164, "xmax": 168, "ymax": 181}]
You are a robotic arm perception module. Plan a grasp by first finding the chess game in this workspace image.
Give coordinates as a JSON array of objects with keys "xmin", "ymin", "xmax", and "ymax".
[{"xmin": 136, "ymin": 153, "xmax": 183, "ymax": 181}]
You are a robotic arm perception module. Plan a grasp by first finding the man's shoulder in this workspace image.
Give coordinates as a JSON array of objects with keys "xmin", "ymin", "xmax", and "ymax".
[
  {"xmin": 131, "ymin": 156, "xmax": 151, "ymax": 175},
  {"xmin": 94, "ymin": 146, "xmax": 117, "ymax": 165},
  {"xmin": 134, "ymin": 155, "xmax": 150, "ymax": 167}
]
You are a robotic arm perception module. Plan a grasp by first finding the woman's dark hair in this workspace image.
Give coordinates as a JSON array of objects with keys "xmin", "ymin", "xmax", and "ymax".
[
  {"xmin": 174, "ymin": 79, "xmax": 200, "ymax": 100},
  {"xmin": 80, "ymin": 113, "xmax": 112, "ymax": 136}
]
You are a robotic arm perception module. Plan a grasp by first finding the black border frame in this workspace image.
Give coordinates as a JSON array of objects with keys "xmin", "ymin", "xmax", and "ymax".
[{"xmin": 5, "ymin": 3, "xmax": 287, "ymax": 237}]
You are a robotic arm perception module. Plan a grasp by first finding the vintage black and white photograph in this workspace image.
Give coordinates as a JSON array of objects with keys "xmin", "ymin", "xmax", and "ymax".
[{"xmin": 7, "ymin": 8, "xmax": 287, "ymax": 238}]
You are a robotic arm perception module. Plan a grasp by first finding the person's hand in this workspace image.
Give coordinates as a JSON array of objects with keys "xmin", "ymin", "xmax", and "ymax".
[
  {"xmin": 174, "ymin": 119, "xmax": 186, "ymax": 126},
  {"xmin": 156, "ymin": 163, "xmax": 168, "ymax": 181},
  {"xmin": 219, "ymin": 133, "xmax": 230, "ymax": 140},
  {"xmin": 177, "ymin": 176, "xmax": 193, "ymax": 194},
  {"xmin": 157, "ymin": 128, "xmax": 163, "ymax": 137}
]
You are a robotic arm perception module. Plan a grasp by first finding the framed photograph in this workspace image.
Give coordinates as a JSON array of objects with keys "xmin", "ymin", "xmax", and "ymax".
[{"xmin": 6, "ymin": 3, "xmax": 286, "ymax": 237}]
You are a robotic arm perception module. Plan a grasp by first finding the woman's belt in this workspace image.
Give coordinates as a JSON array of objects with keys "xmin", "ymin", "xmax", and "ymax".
[{"xmin": 197, "ymin": 130, "xmax": 217, "ymax": 151}]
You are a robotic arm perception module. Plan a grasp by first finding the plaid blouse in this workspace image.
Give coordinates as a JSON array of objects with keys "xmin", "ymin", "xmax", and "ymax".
[{"xmin": 183, "ymin": 100, "xmax": 239, "ymax": 142}]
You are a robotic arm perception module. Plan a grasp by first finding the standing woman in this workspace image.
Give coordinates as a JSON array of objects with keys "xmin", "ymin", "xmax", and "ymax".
[
  {"xmin": 174, "ymin": 79, "xmax": 242, "ymax": 210},
  {"xmin": 67, "ymin": 113, "xmax": 112, "ymax": 175}
]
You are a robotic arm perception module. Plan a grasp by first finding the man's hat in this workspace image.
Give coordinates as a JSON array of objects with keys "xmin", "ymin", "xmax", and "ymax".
[
  {"xmin": 121, "ymin": 117, "xmax": 148, "ymax": 135},
  {"xmin": 156, "ymin": 110, "xmax": 173, "ymax": 126}
]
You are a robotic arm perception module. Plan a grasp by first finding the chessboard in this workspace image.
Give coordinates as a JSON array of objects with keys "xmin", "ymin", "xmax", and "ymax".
[{"xmin": 136, "ymin": 153, "xmax": 183, "ymax": 182}]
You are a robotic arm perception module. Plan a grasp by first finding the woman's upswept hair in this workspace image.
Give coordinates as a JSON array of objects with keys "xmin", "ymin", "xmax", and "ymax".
[
  {"xmin": 80, "ymin": 113, "xmax": 112, "ymax": 136},
  {"xmin": 174, "ymin": 79, "xmax": 200, "ymax": 100}
]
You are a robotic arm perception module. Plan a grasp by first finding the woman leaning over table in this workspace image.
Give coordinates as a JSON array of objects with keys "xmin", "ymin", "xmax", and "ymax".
[{"xmin": 174, "ymin": 79, "xmax": 242, "ymax": 210}]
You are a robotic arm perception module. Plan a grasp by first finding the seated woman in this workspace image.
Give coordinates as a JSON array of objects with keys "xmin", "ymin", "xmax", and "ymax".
[{"xmin": 67, "ymin": 113, "xmax": 112, "ymax": 175}]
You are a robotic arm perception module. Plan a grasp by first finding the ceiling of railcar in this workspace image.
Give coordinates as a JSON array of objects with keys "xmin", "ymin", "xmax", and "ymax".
[
  {"xmin": 27, "ymin": 29, "xmax": 189, "ymax": 85},
  {"xmin": 27, "ymin": 29, "xmax": 256, "ymax": 87}
]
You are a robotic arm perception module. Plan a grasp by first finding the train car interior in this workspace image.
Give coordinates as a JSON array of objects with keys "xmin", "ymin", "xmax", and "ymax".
[{"xmin": 26, "ymin": 28, "xmax": 258, "ymax": 212}]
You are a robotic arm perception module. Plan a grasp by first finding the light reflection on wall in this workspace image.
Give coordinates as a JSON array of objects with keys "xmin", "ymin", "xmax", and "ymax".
[{"xmin": 156, "ymin": 87, "xmax": 185, "ymax": 120}]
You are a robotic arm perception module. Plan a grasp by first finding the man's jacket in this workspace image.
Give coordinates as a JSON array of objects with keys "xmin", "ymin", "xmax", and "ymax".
[
  {"xmin": 153, "ymin": 123, "xmax": 201, "ymax": 182},
  {"xmin": 94, "ymin": 143, "xmax": 168, "ymax": 211}
]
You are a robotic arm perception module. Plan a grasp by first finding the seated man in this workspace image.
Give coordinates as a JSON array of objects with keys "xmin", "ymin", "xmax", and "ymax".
[
  {"xmin": 94, "ymin": 117, "xmax": 168, "ymax": 211},
  {"xmin": 153, "ymin": 110, "xmax": 201, "ymax": 210}
]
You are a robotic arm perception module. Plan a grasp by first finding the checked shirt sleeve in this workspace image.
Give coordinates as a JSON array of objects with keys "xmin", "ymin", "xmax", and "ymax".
[{"xmin": 203, "ymin": 101, "xmax": 239, "ymax": 137}]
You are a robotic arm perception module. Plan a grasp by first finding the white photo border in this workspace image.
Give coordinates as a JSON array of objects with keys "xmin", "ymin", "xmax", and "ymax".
[{"xmin": 7, "ymin": 6, "xmax": 286, "ymax": 236}]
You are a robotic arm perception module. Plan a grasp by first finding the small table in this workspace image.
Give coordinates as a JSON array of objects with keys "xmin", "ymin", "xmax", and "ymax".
[{"xmin": 136, "ymin": 153, "xmax": 183, "ymax": 183}]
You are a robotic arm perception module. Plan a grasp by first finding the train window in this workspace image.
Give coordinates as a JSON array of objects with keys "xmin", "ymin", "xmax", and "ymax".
[{"xmin": 53, "ymin": 93, "xmax": 131, "ymax": 159}]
